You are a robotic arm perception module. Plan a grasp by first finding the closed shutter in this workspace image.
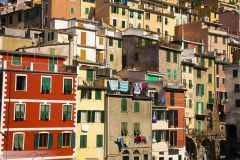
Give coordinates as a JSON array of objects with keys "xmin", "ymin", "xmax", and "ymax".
[
  {"xmin": 109, "ymin": 38, "xmax": 113, "ymax": 46},
  {"xmin": 34, "ymin": 134, "xmax": 39, "ymax": 149},
  {"xmin": 91, "ymin": 111, "xmax": 95, "ymax": 122},
  {"xmin": 174, "ymin": 110, "xmax": 178, "ymax": 127},
  {"xmin": 201, "ymin": 84, "xmax": 204, "ymax": 96},
  {"xmin": 101, "ymin": 111, "xmax": 105, "ymax": 123},
  {"xmin": 48, "ymin": 58, "xmax": 57, "ymax": 72},
  {"xmin": 174, "ymin": 70, "xmax": 177, "ymax": 80},
  {"xmin": 155, "ymin": 131, "xmax": 161, "ymax": 142},
  {"xmin": 121, "ymin": 98, "xmax": 127, "ymax": 112},
  {"xmin": 87, "ymin": 111, "xmax": 92, "ymax": 122},
  {"xmin": 196, "ymin": 103, "xmax": 199, "ymax": 114},
  {"xmin": 165, "ymin": 130, "xmax": 169, "ymax": 141},
  {"xmin": 77, "ymin": 110, "xmax": 81, "ymax": 123},
  {"xmin": 48, "ymin": 133, "xmax": 53, "ymax": 149},
  {"xmin": 87, "ymin": 70, "xmax": 93, "ymax": 80},
  {"xmin": 173, "ymin": 52, "xmax": 177, "ymax": 63},
  {"xmin": 12, "ymin": 54, "xmax": 21, "ymax": 65},
  {"xmin": 57, "ymin": 133, "xmax": 62, "ymax": 148},
  {"xmin": 18, "ymin": 134, "xmax": 23, "ymax": 149},
  {"xmin": 71, "ymin": 133, "xmax": 75, "ymax": 148},
  {"xmin": 166, "ymin": 51, "xmax": 171, "ymax": 62},
  {"xmin": 95, "ymin": 90, "xmax": 101, "ymax": 100},
  {"xmin": 118, "ymin": 40, "xmax": 122, "ymax": 48},
  {"xmin": 14, "ymin": 134, "xmax": 18, "ymax": 149},
  {"xmin": 99, "ymin": 37, "xmax": 103, "ymax": 45},
  {"xmin": 80, "ymin": 50, "xmax": 86, "ymax": 59},
  {"xmin": 96, "ymin": 135, "xmax": 103, "ymax": 147},
  {"xmin": 134, "ymin": 101, "xmax": 140, "ymax": 112},
  {"xmin": 156, "ymin": 110, "xmax": 161, "ymax": 120},
  {"xmin": 81, "ymin": 32, "xmax": 86, "ymax": 46},
  {"xmin": 80, "ymin": 135, "xmax": 87, "ymax": 148},
  {"xmin": 201, "ymin": 103, "xmax": 204, "ymax": 114}
]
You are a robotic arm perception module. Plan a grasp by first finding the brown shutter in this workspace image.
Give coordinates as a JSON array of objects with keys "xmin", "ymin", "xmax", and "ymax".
[
  {"xmin": 99, "ymin": 37, "xmax": 103, "ymax": 45},
  {"xmin": 78, "ymin": 23, "xmax": 84, "ymax": 28},
  {"xmin": 81, "ymin": 32, "xmax": 86, "ymax": 46},
  {"xmin": 80, "ymin": 50, "xmax": 86, "ymax": 59}
]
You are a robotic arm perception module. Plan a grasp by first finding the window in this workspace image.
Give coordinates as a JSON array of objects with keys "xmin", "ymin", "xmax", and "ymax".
[
  {"xmin": 41, "ymin": 77, "xmax": 51, "ymax": 93},
  {"xmin": 18, "ymin": 13, "xmax": 22, "ymax": 22},
  {"xmin": 223, "ymin": 37, "xmax": 226, "ymax": 44},
  {"xmin": 144, "ymin": 155, "xmax": 148, "ymax": 160},
  {"xmin": 109, "ymin": 38, "xmax": 113, "ymax": 46},
  {"xmin": 196, "ymin": 102, "xmax": 204, "ymax": 115},
  {"xmin": 157, "ymin": 28, "xmax": 160, "ymax": 34},
  {"xmin": 173, "ymin": 52, "xmax": 177, "ymax": 63},
  {"xmin": 166, "ymin": 51, "xmax": 171, "ymax": 62},
  {"xmin": 64, "ymin": 78, "xmax": 72, "ymax": 94},
  {"xmin": 137, "ymin": 12, "xmax": 142, "ymax": 19},
  {"xmin": 95, "ymin": 90, "xmax": 101, "ymax": 100},
  {"xmin": 236, "ymin": 99, "xmax": 240, "ymax": 107},
  {"xmin": 189, "ymin": 99, "xmax": 192, "ymax": 108},
  {"xmin": 135, "ymin": 52, "xmax": 139, "ymax": 62},
  {"xmin": 216, "ymin": 77, "xmax": 219, "ymax": 88},
  {"xmin": 81, "ymin": 89, "xmax": 92, "ymax": 99},
  {"xmin": 122, "ymin": 21, "xmax": 126, "ymax": 28},
  {"xmin": 169, "ymin": 131, "xmax": 177, "ymax": 146},
  {"xmin": 182, "ymin": 65, "xmax": 186, "ymax": 72},
  {"xmin": 170, "ymin": 92, "xmax": 174, "ymax": 106},
  {"xmin": 14, "ymin": 104, "xmax": 25, "ymax": 121},
  {"xmin": 58, "ymin": 132, "xmax": 75, "ymax": 148},
  {"xmin": 118, "ymin": 40, "xmax": 122, "ymax": 48},
  {"xmin": 44, "ymin": 17, "xmax": 48, "ymax": 25},
  {"xmin": 70, "ymin": 7, "xmax": 75, "ymax": 14},
  {"xmin": 134, "ymin": 101, "xmax": 140, "ymax": 112},
  {"xmin": 133, "ymin": 123, "xmax": 140, "ymax": 135},
  {"xmin": 184, "ymin": 42, "xmax": 188, "ymax": 49},
  {"xmin": 13, "ymin": 133, "xmax": 24, "ymax": 150},
  {"xmin": 165, "ymin": 31, "xmax": 168, "ymax": 36},
  {"xmin": 216, "ymin": 64, "xmax": 219, "ymax": 75},
  {"xmin": 12, "ymin": 54, "xmax": 21, "ymax": 65},
  {"xmin": 80, "ymin": 50, "xmax": 86, "ymax": 59},
  {"xmin": 222, "ymin": 78, "xmax": 225, "ymax": 84},
  {"xmin": 196, "ymin": 84, "xmax": 204, "ymax": 96},
  {"xmin": 130, "ymin": 11, "xmax": 134, "ymax": 18},
  {"xmin": 80, "ymin": 135, "xmax": 87, "ymax": 148},
  {"xmin": 121, "ymin": 98, "xmax": 127, "ymax": 112},
  {"xmin": 113, "ymin": 19, "xmax": 117, "ymax": 27},
  {"xmin": 62, "ymin": 105, "xmax": 72, "ymax": 120},
  {"xmin": 110, "ymin": 54, "xmax": 114, "ymax": 61},
  {"xmin": 167, "ymin": 69, "xmax": 171, "ymax": 78},
  {"xmin": 208, "ymin": 74, "xmax": 212, "ymax": 83},
  {"xmin": 96, "ymin": 135, "xmax": 103, "ymax": 147},
  {"xmin": 85, "ymin": 8, "xmax": 89, "ymax": 14},
  {"xmin": 183, "ymin": 79, "xmax": 187, "ymax": 88},
  {"xmin": 189, "ymin": 66, "xmax": 192, "ymax": 73},
  {"xmin": 44, "ymin": 3, "xmax": 48, "ymax": 13},
  {"xmin": 122, "ymin": 8, "xmax": 126, "ymax": 15},
  {"xmin": 201, "ymin": 57, "xmax": 205, "ymax": 66},
  {"xmin": 87, "ymin": 70, "xmax": 94, "ymax": 80},
  {"xmin": 165, "ymin": 18, "xmax": 168, "ymax": 25},
  {"xmin": 233, "ymin": 69, "xmax": 238, "ymax": 77},
  {"xmin": 157, "ymin": 15, "xmax": 162, "ymax": 22},
  {"xmin": 145, "ymin": 12, "xmax": 150, "ymax": 20},
  {"xmin": 169, "ymin": 110, "xmax": 178, "ymax": 127},
  {"xmin": 40, "ymin": 104, "xmax": 50, "ymax": 120},
  {"xmin": 189, "ymin": 80, "xmax": 193, "ymax": 88},
  {"xmin": 34, "ymin": 133, "xmax": 53, "ymax": 149},
  {"xmin": 235, "ymin": 84, "xmax": 240, "ymax": 92},
  {"xmin": 214, "ymin": 36, "xmax": 218, "ymax": 43},
  {"xmin": 174, "ymin": 70, "xmax": 177, "ymax": 80},
  {"xmin": 15, "ymin": 75, "xmax": 26, "ymax": 91},
  {"xmin": 153, "ymin": 130, "xmax": 168, "ymax": 143},
  {"xmin": 146, "ymin": 25, "xmax": 149, "ymax": 30},
  {"xmin": 197, "ymin": 70, "xmax": 201, "ymax": 78},
  {"xmin": 208, "ymin": 59, "xmax": 212, "ymax": 67},
  {"xmin": 111, "ymin": 6, "xmax": 119, "ymax": 14},
  {"xmin": 79, "ymin": 111, "xmax": 87, "ymax": 122},
  {"xmin": 121, "ymin": 122, "xmax": 128, "ymax": 136}
]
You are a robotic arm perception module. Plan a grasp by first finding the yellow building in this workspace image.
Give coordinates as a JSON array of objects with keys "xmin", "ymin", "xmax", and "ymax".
[
  {"xmin": 80, "ymin": 0, "xmax": 96, "ymax": 19},
  {"xmin": 76, "ymin": 64, "xmax": 106, "ymax": 160}
]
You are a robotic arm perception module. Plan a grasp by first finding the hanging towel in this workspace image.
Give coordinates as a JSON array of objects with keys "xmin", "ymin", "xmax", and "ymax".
[
  {"xmin": 119, "ymin": 81, "xmax": 129, "ymax": 92},
  {"xmin": 141, "ymin": 83, "xmax": 146, "ymax": 90},
  {"xmin": 109, "ymin": 80, "xmax": 118, "ymax": 91},
  {"xmin": 120, "ymin": 138, "xmax": 125, "ymax": 150},
  {"xmin": 126, "ymin": 137, "xmax": 130, "ymax": 146},
  {"xmin": 123, "ymin": 136, "xmax": 127, "ymax": 144},
  {"xmin": 134, "ymin": 83, "xmax": 141, "ymax": 94}
]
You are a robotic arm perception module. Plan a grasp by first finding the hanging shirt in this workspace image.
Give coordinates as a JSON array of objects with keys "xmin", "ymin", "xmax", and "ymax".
[
  {"xmin": 108, "ymin": 80, "xmax": 118, "ymax": 91},
  {"xmin": 119, "ymin": 80, "xmax": 129, "ymax": 92},
  {"xmin": 134, "ymin": 82, "xmax": 141, "ymax": 94}
]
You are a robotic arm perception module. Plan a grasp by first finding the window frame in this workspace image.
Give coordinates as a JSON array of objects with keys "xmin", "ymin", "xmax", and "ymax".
[
  {"xmin": 63, "ymin": 77, "xmax": 73, "ymax": 94},
  {"xmin": 15, "ymin": 74, "xmax": 27, "ymax": 92},
  {"xmin": 62, "ymin": 104, "xmax": 73, "ymax": 121},
  {"xmin": 62, "ymin": 132, "xmax": 72, "ymax": 148},
  {"xmin": 38, "ymin": 132, "xmax": 49, "ymax": 149},
  {"xmin": 39, "ymin": 104, "xmax": 51, "ymax": 121},
  {"xmin": 41, "ymin": 76, "xmax": 52, "ymax": 93},
  {"xmin": 12, "ymin": 132, "xmax": 25, "ymax": 151},
  {"xmin": 14, "ymin": 103, "xmax": 26, "ymax": 121},
  {"xmin": 11, "ymin": 54, "xmax": 22, "ymax": 66},
  {"xmin": 80, "ymin": 135, "xmax": 87, "ymax": 148}
]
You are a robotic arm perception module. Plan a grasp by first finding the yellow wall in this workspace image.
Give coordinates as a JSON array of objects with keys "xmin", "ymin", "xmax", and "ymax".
[
  {"xmin": 0, "ymin": 36, "xmax": 34, "ymax": 51},
  {"xmin": 80, "ymin": 0, "xmax": 96, "ymax": 19}
]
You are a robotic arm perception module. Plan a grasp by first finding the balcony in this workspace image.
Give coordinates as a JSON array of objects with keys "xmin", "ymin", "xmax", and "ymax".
[
  {"xmin": 208, "ymin": 98, "xmax": 214, "ymax": 104},
  {"xmin": 196, "ymin": 110, "xmax": 206, "ymax": 120}
]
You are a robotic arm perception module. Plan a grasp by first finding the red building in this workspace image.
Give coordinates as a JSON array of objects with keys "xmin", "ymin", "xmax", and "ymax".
[{"xmin": 0, "ymin": 50, "xmax": 77, "ymax": 159}]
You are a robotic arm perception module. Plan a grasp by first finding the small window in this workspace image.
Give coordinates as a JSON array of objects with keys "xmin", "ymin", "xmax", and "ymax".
[
  {"xmin": 121, "ymin": 122, "xmax": 128, "ymax": 136},
  {"xmin": 110, "ymin": 54, "xmax": 114, "ymax": 62},
  {"xmin": 13, "ymin": 133, "xmax": 24, "ymax": 150},
  {"xmin": 80, "ymin": 111, "xmax": 87, "ymax": 122},
  {"xmin": 173, "ymin": 52, "xmax": 178, "ymax": 63},
  {"xmin": 48, "ymin": 57, "xmax": 57, "ymax": 72},
  {"xmin": 122, "ymin": 8, "xmax": 126, "ymax": 15},
  {"xmin": 40, "ymin": 104, "xmax": 50, "ymax": 120},
  {"xmin": 80, "ymin": 135, "xmax": 87, "ymax": 148},
  {"xmin": 122, "ymin": 21, "xmax": 126, "ymax": 28},
  {"xmin": 113, "ymin": 19, "xmax": 117, "ymax": 27},
  {"xmin": 81, "ymin": 89, "xmax": 92, "ymax": 99},
  {"xmin": 39, "ymin": 133, "xmax": 48, "ymax": 148},
  {"xmin": 167, "ymin": 69, "xmax": 171, "ymax": 78},
  {"xmin": 64, "ymin": 78, "xmax": 73, "ymax": 94},
  {"xmin": 70, "ymin": 7, "xmax": 75, "ymax": 14},
  {"xmin": 166, "ymin": 51, "xmax": 171, "ymax": 62},
  {"xmin": 44, "ymin": 3, "xmax": 48, "ymax": 13},
  {"xmin": 118, "ymin": 40, "xmax": 122, "ymax": 48},
  {"xmin": 130, "ymin": 10, "xmax": 134, "ymax": 18},
  {"xmin": 15, "ymin": 75, "xmax": 26, "ymax": 91},
  {"xmin": 96, "ymin": 134, "xmax": 103, "ymax": 147},
  {"xmin": 197, "ymin": 70, "xmax": 201, "ymax": 78},
  {"xmin": 208, "ymin": 74, "xmax": 212, "ymax": 83},
  {"xmin": 133, "ymin": 123, "xmax": 140, "ymax": 136},
  {"xmin": 41, "ymin": 77, "xmax": 51, "ymax": 93},
  {"xmin": 86, "ymin": 70, "xmax": 94, "ymax": 80},
  {"xmin": 173, "ymin": 70, "xmax": 177, "ymax": 80},
  {"xmin": 182, "ymin": 65, "xmax": 186, "ymax": 72},
  {"xmin": 12, "ymin": 54, "xmax": 22, "ymax": 65},
  {"xmin": 208, "ymin": 59, "xmax": 212, "ymax": 67},
  {"xmin": 58, "ymin": 132, "xmax": 75, "ymax": 148},
  {"xmin": 236, "ymin": 99, "xmax": 240, "ymax": 107},
  {"xmin": 235, "ymin": 84, "xmax": 240, "ymax": 92},
  {"xmin": 214, "ymin": 36, "xmax": 218, "ymax": 43},
  {"xmin": 85, "ymin": 8, "xmax": 89, "ymax": 14},
  {"xmin": 63, "ymin": 105, "xmax": 72, "ymax": 120},
  {"xmin": 134, "ymin": 101, "xmax": 140, "ymax": 112},
  {"xmin": 233, "ymin": 69, "xmax": 238, "ymax": 77},
  {"xmin": 62, "ymin": 133, "xmax": 71, "ymax": 147},
  {"xmin": 14, "ymin": 104, "xmax": 25, "ymax": 121},
  {"xmin": 95, "ymin": 90, "xmax": 101, "ymax": 100},
  {"xmin": 121, "ymin": 98, "xmax": 127, "ymax": 112},
  {"xmin": 109, "ymin": 38, "xmax": 113, "ymax": 46},
  {"xmin": 137, "ymin": 12, "xmax": 142, "ymax": 19}
]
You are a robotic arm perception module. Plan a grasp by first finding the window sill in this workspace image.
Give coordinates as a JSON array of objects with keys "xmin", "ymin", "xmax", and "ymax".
[
  {"xmin": 62, "ymin": 146, "xmax": 71, "ymax": 148},
  {"xmin": 15, "ymin": 90, "xmax": 27, "ymax": 92}
]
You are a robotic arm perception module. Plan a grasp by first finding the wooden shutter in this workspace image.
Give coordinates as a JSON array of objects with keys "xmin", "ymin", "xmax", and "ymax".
[
  {"xmin": 134, "ymin": 101, "xmax": 140, "ymax": 112},
  {"xmin": 71, "ymin": 133, "xmax": 75, "ymax": 148},
  {"xmin": 156, "ymin": 110, "xmax": 161, "ymax": 120},
  {"xmin": 57, "ymin": 133, "xmax": 62, "ymax": 148},
  {"xmin": 95, "ymin": 90, "xmax": 101, "ymax": 100},
  {"xmin": 48, "ymin": 133, "xmax": 53, "ymax": 149},
  {"xmin": 121, "ymin": 98, "xmax": 127, "ymax": 112},
  {"xmin": 81, "ymin": 32, "xmax": 86, "ymax": 46},
  {"xmin": 80, "ymin": 135, "xmax": 87, "ymax": 148},
  {"xmin": 99, "ymin": 37, "xmax": 103, "ymax": 45},
  {"xmin": 201, "ymin": 84, "xmax": 204, "ymax": 96},
  {"xmin": 201, "ymin": 102, "xmax": 204, "ymax": 114},
  {"xmin": 77, "ymin": 110, "xmax": 81, "ymax": 123},
  {"xmin": 87, "ymin": 111, "xmax": 91, "ymax": 122},
  {"xmin": 34, "ymin": 134, "xmax": 39, "ymax": 149},
  {"xmin": 101, "ymin": 111, "xmax": 104, "ymax": 123},
  {"xmin": 87, "ymin": 70, "xmax": 93, "ymax": 80},
  {"xmin": 91, "ymin": 111, "xmax": 95, "ymax": 122},
  {"xmin": 80, "ymin": 50, "xmax": 86, "ymax": 59},
  {"xmin": 19, "ymin": 134, "xmax": 23, "ymax": 149},
  {"xmin": 165, "ymin": 130, "xmax": 169, "ymax": 141},
  {"xmin": 96, "ymin": 135, "xmax": 103, "ymax": 147}
]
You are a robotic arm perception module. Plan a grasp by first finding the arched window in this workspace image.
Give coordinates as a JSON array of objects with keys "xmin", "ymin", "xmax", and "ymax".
[
  {"xmin": 133, "ymin": 150, "xmax": 140, "ymax": 160},
  {"xmin": 122, "ymin": 150, "xmax": 129, "ymax": 160}
]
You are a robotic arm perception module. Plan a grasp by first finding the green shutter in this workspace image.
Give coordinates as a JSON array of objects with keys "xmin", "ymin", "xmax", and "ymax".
[
  {"xmin": 167, "ymin": 69, "xmax": 171, "ymax": 78},
  {"xmin": 155, "ymin": 131, "xmax": 161, "ymax": 142},
  {"xmin": 87, "ymin": 70, "xmax": 94, "ymax": 80},
  {"xmin": 196, "ymin": 103, "xmax": 199, "ymax": 114},
  {"xmin": 110, "ymin": 54, "xmax": 114, "ymax": 61},
  {"xmin": 64, "ymin": 79, "xmax": 72, "ymax": 93},
  {"xmin": 138, "ymin": 12, "xmax": 142, "ymax": 19},
  {"xmin": 118, "ymin": 40, "xmax": 122, "ymax": 48},
  {"xmin": 58, "ymin": 133, "xmax": 62, "ymax": 148},
  {"xmin": 71, "ymin": 133, "xmax": 75, "ymax": 148},
  {"xmin": 20, "ymin": 104, "xmax": 25, "ymax": 119},
  {"xmin": 96, "ymin": 135, "xmax": 103, "ymax": 147},
  {"xmin": 214, "ymin": 36, "xmax": 218, "ymax": 43},
  {"xmin": 174, "ymin": 70, "xmax": 177, "ymax": 80},
  {"xmin": 208, "ymin": 74, "xmax": 212, "ymax": 83},
  {"xmin": 173, "ymin": 52, "xmax": 177, "ymax": 63},
  {"xmin": 87, "ymin": 111, "xmax": 92, "ymax": 122},
  {"xmin": 166, "ymin": 51, "xmax": 171, "ymax": 62},
  {"xmin": 91, "ymin": 111, "xmax": 95, "ymax": 122},
  {"xmin": 201, "ymin": 84, "xmax": 204, "ymax": 96},
  {"xmin": 184, "ymin": 42, "xmax": 188, "ymax": 49},
  {"xmin": 208, "ymin": 59, "xmax": 212, "ymax": 67},
  {"xmin": 134, "ymin": 101, "xmax": 140, "ymax": 112},
  {"xmin": 42, "ymin": 77, "xmax": 51, "ymax": 91},
  {"xmin": 116, "ymin": 7, "xmax": 119, "ymax": 14},
  {"xmin": 122, "ymin": 8, "xmax": 125, "ymax": 15},
  {"xmin": 45, "ymin": 105, "xmax": 50, "ymax": 119},
  {"xmin": 101, "ymin": 111, "xmax": 105, "ymax": 123},
  {"xmin": 201, "ymin": 102, "xmax": 204, "ymax": 114},
  {"xmin": 12, "ymin": 54, "xmax": 21, "ymax": 65},
  {"xmin": 121, "ymin": 98, "xmax": 127, "ymax": 112},
  {"xmin": 48, "ymin": 133, "xmax": 53, "ymax": 149},
  {"xmin": 198, "ymin": 121, "xmax": 201, "ymax": 130},
  {"xmin": 165, "ymin": 130, "xmax": 169, "ymax": 141},
  {"xmin": 80, "ymin": 135, "xmax": 87, "ymax": 148},
  {"xmin": 40, "ymin": 105, "xmax": 46, "ymax": 120},
  {"xmin": 77, "ymin": 110, "xmax": 81, "ymax": 123},
  {"xmin": 95, "ymin": 90, "xmax": 101, "ymax": 100},
  {"xmin": 34, "ymin": 134, "xmax": 39, "ymax": 149},
  {"xmin": 14, "ymin": 134, "xmax": 18, "ymax": 149},
  {"xmin": 109, "ymin": 38, "xmax": 113, "ymax": 46},
  {"xmin": 48, "ymin": 58, "xmax": 57, "ymax": 72},
  {"xmin": 18, "ymin": 134, "xmax": 23, "ymax": 149}
]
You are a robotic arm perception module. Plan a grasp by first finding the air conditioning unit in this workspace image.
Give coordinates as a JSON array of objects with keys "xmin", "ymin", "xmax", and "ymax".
[{"xmin": 23, "ymin": 66, "xmax": 30, "ymax": 70}]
